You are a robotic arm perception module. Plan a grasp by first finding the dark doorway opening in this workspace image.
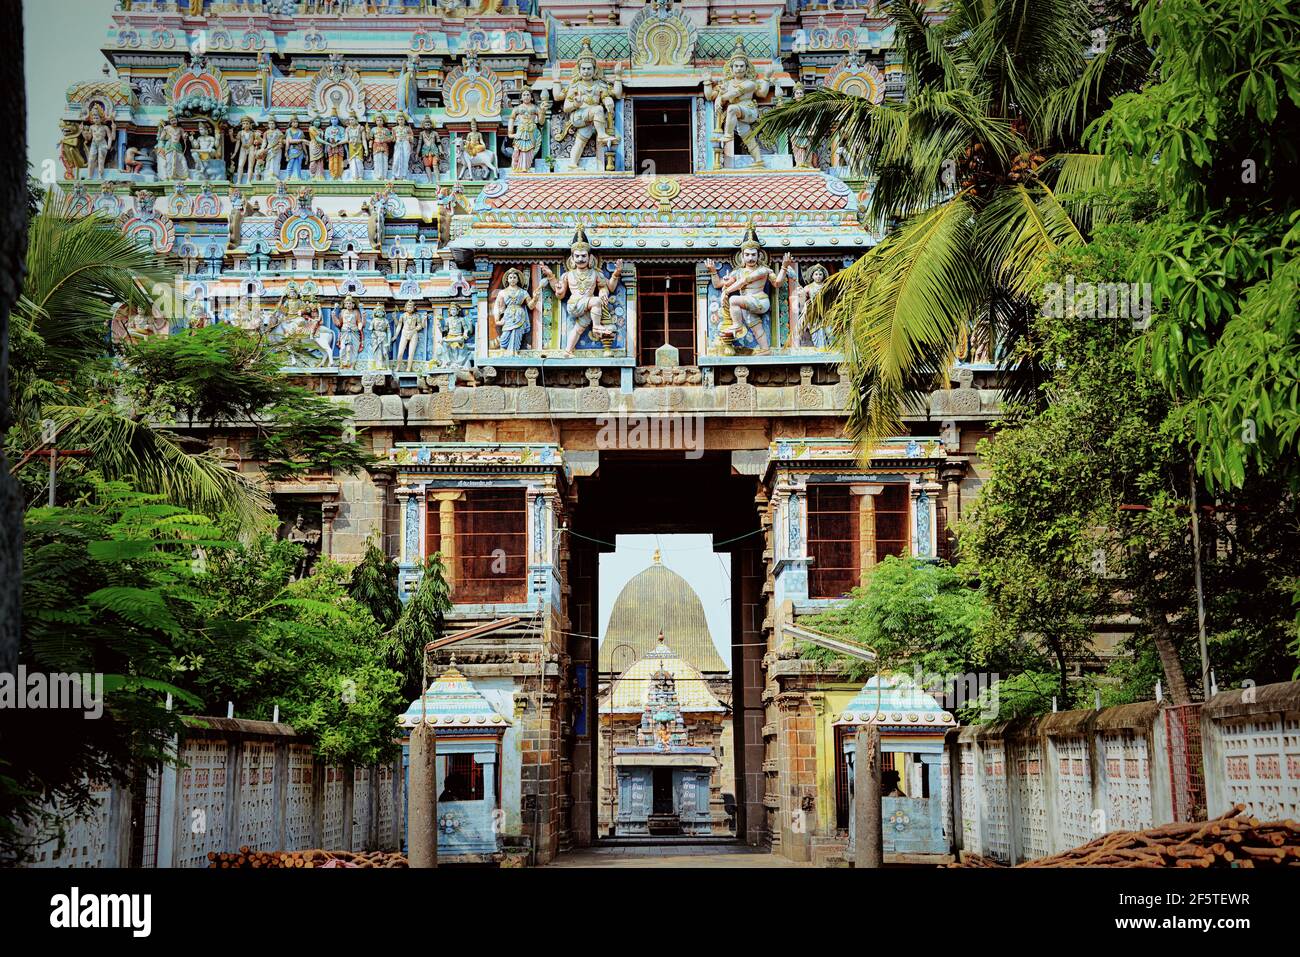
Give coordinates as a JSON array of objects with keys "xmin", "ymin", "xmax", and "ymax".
[
  {"xmin": 566, "ymin": 452, "xmax": 765, "ymax": 850},
  {"xmin": 637, "ymin": 264, "xmax": 697, "ymax": 365},
  {"xmin": 652, "ymin": 768, "xmax": 675, "ymax": 815},
  {"xmin": 633, "ymin": 98, "xmax": 693, "ymax": 174}
]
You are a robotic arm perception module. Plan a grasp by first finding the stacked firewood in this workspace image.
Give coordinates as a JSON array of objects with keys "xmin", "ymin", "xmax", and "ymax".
[
  {"xmin": 953, "ymin": 805, "xmax": 1300, "ymax": 868},
  {"xmin": 207, "ymin": 847, "xmax": 409, "ymax": 868}
]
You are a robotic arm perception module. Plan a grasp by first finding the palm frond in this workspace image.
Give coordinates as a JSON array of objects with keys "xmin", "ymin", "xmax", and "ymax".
[
  {"xmin": 978, "ymin": 182, "xmax": 1084, "ymax": 298},
  {"xmin": 20, "ymin": 189, "xmax": 176, "ymax": 371},
  {"xmin": 819, "ymin": 194, "xmax": 984, "ymax": 444},
  {"xmin": 44, "ymin": 404, "xmax": 269, "ymax": 526}
]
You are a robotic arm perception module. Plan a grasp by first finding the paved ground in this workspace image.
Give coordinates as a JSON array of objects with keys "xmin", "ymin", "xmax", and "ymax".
[{"xmin": 547, "ymin": 844, "xmax": 810, "ymax": 868}]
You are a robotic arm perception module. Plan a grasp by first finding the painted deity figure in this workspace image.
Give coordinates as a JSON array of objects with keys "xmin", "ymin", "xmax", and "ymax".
[
  {"xmin": 507, "ymin": 88, "xmax": 543, "ymax": 172},
  {"xmin": 706, "ymin": 224, "xmax": 792, "ymax": 352},
  {"xmin": 438, "ymin": 303, "xmax": 473, "ymax": 368},
  {"xmin": 188, "ymin": 121, "xmax": 219, "ymax": 180},
  {"xmin": 230, "ymin": 296, "xmax": 262, "ymax": 334},
  {"xmin": 126, "ymin": 304, "xmax": 161, "ymax": 341},
  {"xmin": 370, "ymin": 114, "xmax": 393, "ymax": 180},
  {"xmin": 492, "ymin": 267, "xmax": 538, "ymax": 353},
  {"xmin": 554, "ymin": 38, "xmax": 623, "ymax": 169},
  {"xmin": 365, "ymin": 305, "xmax": 391, "ymax": 368},
  {"xmin": 704, "ymin": 39, "xmax": 772, "ymax": 168},
  {"xmin": 60, "ymin": 121, "xmax": 88, "ymax": 179},
  {"xmin": 156, "ymin": 115, "xmax": 189, "ymax": 182},
  {"xmin": 789, "ymin": 86, "xmax": 817, "ymax": 168},
  {"xmin": 538, "ymin": 225, "xmax": 623, "ymax": 355},
  {"xmin": 307, "ymin": 119, "xmax": 327, "ymax": 179},
  {"xmin": 395, "ymin": 299, "xmax": 427, "ymax": 371},
  {"xmin": 458, "ymin": 120, "xmax": 496, "ymax": 180},
  {"xmin": 261, "ymin": 119, "xmax": 284, "ymax": 180},
  {"xmin": 186, "ymin": 298, "xmax": 212, "ymax": 333},
  {"xmin": 270, "ymin": 282, "xmax": 306, "ymax": 341},
  {"xmin": 227, "ymin": 187, "xmax": 246, "ymax": 248},
  {"xmin": 283, "ymin": 117, "xmax": 307, "ymax": 180},
  {"xmin": 336, "ymin": 295, "xmax": 364, "ymax": 369},
  {"xmin": 794, "ymin": 264, "xmax": 830, "ymax": 348},
  {"xmin": 82, "ymin": 109, "xmax": 116, "ymax": 180},
  {"xmin": 391, "ymin": 114, "xmax": 415, "ymax": 179},
  {"xmin": 295, "ymin": 306, "xmax": 334, "ymax": 368},
  {"xmin": 229, "ymin": 117, "xmax": 261, "ymax": 184},
  {"xmin": 345, "ymin": 114, "xmax": 369, "ymax": 181},
  {"xmin": 417, "ymin": 117, "xmax": 440, "ymax": 184},
  {"xmin": 322, "ymin": 116, "xmax": 348, "ymax": 180}
]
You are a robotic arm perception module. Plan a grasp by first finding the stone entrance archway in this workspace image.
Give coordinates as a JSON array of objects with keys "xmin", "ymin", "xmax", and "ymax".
[{"xmin": 563, "ymin": 451, "xmax": 767, "ymax": 848}]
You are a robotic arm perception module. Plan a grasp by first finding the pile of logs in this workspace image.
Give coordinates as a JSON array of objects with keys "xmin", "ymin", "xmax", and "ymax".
[
  {"xmin": 207, "ymin": 847, "xmax": 408, "ymax": 869},
  {"xmin": 954, "ymin": 805, "xmax": 1300, "ymax": 868}
]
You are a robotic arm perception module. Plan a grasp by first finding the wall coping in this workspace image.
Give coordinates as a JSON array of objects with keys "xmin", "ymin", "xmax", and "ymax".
[{"xmin": 1203, "ymin": 679, "xmax": 1300, "ymax": 720}]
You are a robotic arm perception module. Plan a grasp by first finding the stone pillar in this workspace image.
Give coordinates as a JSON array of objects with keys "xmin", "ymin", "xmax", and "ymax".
[
  {"xmin": 394, "ymin": 483, "xmax": 425, "ymax": 598},
  {"xmin": 321, "ymin": 499, "xmax": 339, "ymax": 558},
  {"xmin": 407, "ymin": 723, "xmax": 437, "ymax": 868},
  {"xmin": 910, "ymin": 480, "xmax": 942, "ymax": 559},
  {"xmin": 429, "ymin": 490, "xmax": 462, "ymax": 590},
  {"xmin": 939, "ymin": 463, "xmax": 966, "ymax": 558},
  {"xmin": 850, "ymin": 483, "xmax": 884, "ymax": 583},
  {"xmin": 776, "ymin": 691, "xmax": 817, "ymax": 863}
]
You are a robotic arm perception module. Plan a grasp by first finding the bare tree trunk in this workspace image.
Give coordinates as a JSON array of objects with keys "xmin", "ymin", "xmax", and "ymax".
[
  {"xmin": 1149, "ymin": 608, "xmax": 1192, "ymax": 705},
  {"xmin": 0, "ymin": 1, "xmax": 29, "ymax": 677}
]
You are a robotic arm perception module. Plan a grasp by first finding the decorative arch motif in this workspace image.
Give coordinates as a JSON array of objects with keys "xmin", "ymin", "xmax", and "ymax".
[
  {"xmin": 630, "ymin": 0, "xmax": 697, "ymax": 68},
  {"xmin": 67, "ymin": 184, "xmax": 91, "ymax": 218},
  {"xmin": 266, "ymin": 181, "xmax": 294, "ymax": 217},
  {"xmin": 166, "ymin": 56, "xmax": 230, "ymax": 106},
  {"xmin": 194, "ymin": 185, "xmax": 221, "ymax": 218},
  {"xmin": 442, "ymin": 51, "xmax": 503, "ymax": 120},
  {"xmin": 826, "ymin": 53, "xmax": 885, "ymax": 104},
  {"xmin": 274, "ymin": 208, "xmax": 332, "ymax": 254},
  {"xmin": 92, "ymin": 184, "xmax": 122, "ymax": 216},
  {"xmin": 311, "ymin": 54, "xmax": 366, "ymax": 119},
  {"xmin": 119, "ymin": 192, "xmax": 176, "ymax": 254}
]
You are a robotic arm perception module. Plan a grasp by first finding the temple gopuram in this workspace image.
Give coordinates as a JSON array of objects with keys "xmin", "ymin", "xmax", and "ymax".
[{"xmin": 57, "ymin": 0, "xmax": 993, "ymax": 866}]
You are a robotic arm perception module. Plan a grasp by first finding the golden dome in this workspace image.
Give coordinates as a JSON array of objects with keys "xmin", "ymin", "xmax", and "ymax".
[
  {"xmin": 601, "ymin": 641, "xmax": 726, "ymax": 714},
  {"xmin": 602, "ymin": 563, "xmax": 727, "ymax": 673}
]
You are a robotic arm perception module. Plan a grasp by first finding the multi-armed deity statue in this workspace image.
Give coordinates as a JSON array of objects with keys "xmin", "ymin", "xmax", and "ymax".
[
  {"xmin": 553, "ymin": 38, "xmax": 624, "ymax": 170},
  {"xmin": 704, "ymin": 39, "xmax": 774, "ymax": 169},
  {"xmin": 539, "ymin": 225, "xmax": 623, "ymax": 355},
  {"xmin": 706, "ymin": 223, "xmax": 792, "ymax": 353}
]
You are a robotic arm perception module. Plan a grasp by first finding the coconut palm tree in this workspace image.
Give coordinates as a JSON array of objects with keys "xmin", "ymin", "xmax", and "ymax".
[
  {"xmin": 9, "ymin": 190, "xmax": 267, "ymax": 523},
  {"xmin": 758, "ymin": 0, "xmax": 1148, "ymax": 446}
]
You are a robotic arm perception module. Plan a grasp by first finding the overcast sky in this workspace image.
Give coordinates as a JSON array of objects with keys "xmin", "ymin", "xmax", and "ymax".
[{"xmin": 599, "ymin": 535, "xmax": 732, "ymax": 670}]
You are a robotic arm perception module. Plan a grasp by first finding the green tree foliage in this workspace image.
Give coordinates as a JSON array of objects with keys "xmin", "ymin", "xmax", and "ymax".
[
  {"xmin": 349, "ymin": 538, "xmax": 403, "ymax": 632},
  {"xmin": 1080, "ymin": 0, "xmax": 1300, "ymax": 673},
  {"xmin": 959, "ymin": 227, "xmax": 1300, "ymax": 705},
  {"xmin": 388, "ymin": 556, "xmax": 452, "ymax": 701},
  {"xmin": 757, "ymin": 0, "xmax": 1150, "ymax": 445},
  {"xmin": 1083, "ymin": 0, "xmax": 1300, "ymax": 492},
  {"xmin": 3, "ymin": 483, "xmax": 407, "ymax": 860},
  {"xmin": 5, "ymin": 483, "xmax": 212, "ymax": 858},
  {"xmin": 799, "ymin": 556, "xmax": 992, "ymax": 684}
]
